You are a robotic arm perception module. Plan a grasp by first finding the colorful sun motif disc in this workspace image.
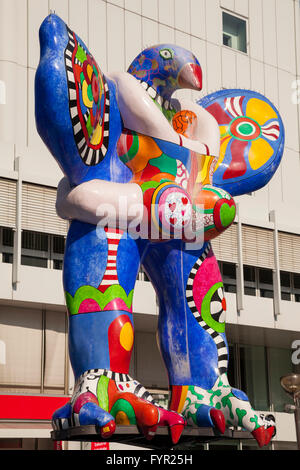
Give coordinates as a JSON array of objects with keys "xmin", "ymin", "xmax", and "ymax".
[{"xmin": 198, "ymin": 89, "xmax": 285, "ymax": 196}]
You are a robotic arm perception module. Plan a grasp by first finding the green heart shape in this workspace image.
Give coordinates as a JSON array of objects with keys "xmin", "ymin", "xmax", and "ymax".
[{"xmin": 220, "ymin": 203, "xmax": 236, "ymax": 228}]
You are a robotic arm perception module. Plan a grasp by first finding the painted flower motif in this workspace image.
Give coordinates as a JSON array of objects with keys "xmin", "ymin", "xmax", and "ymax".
[
  {"xmin": 207, "ymin": 94, "xmax": 281, "ymax": 181},
  {"xmin": 74, "ymin": 45, "xmax": 104, "ymax": 146}
]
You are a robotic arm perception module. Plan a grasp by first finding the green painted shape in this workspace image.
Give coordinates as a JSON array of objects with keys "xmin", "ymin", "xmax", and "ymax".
[
  {"xmin": 149, "ymin": 153, "xmax": 177, "ymax": 176},
  {"xmin": 110, "ymin": 398, "xmax": 136, "ymax": 425},
  {"xmin": 97, "ymin": 375, "xmax": 110, "ymax": 412},
  {"xmin": 201, "ymin": 282, "xmax": 226, "ymax": 333},
  {"xmin": 221, "ymin": 393, "xmax": 235, "ymax": 420},
  {"xmin": 207, "ymin": 389, "xmax": 222, "ymax": 407},
  {"xmin": 87, "ymin": 84, "xmax": 94, "ymax": 102},
  {"xmin": 93, "ymin": 65, "xmax": 98, "ymax": 77},
  {"xmin": 192, "ymin": 205, "xmax": 213, "ymax": 214},
  {"xmin": 239, "ymin": 123, "xmax": 254, "ymax": 135},
  {"xmin": 119, "ymin": 132, "xmax": 139, "ymax": 163},
  {"xmin": 140, "ymin": 181, "xmax": 160, "ymax": 193},
  {"xmin": 219, "ymin": 203, "xmax": 236, "ymax": 228},
  {"xmin": 86, "ymin": 114, "xmax": 92, "ymax": 137},
  {"xmin": 65, "ymin": 285, "xmax": 134, "ymax": 316},
  {"xmin": 236, "ymin": 408, "xmax": 247, "ymax": 428},
  {"xmin": 76, "ymin": 45, "xmax": 87, "ymax": 64},
  {"xmin": 250, "ymin": 414, "xmax": 260, "ymax": 430}
]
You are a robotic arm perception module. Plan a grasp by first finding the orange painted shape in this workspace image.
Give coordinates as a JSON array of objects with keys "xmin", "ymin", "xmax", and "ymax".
[
  {"xmin": 177, "ymin": 386, "xmax": 189, "ymax": 414},
  {"xmin": 112, "ymin": 391, "xmax": 159, "ymax": 428}
]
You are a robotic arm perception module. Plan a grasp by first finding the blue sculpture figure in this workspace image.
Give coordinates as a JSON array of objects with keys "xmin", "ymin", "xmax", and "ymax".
[{"xmin": 35, "ymin": 14, "xmax": 284, "ymax": 447}]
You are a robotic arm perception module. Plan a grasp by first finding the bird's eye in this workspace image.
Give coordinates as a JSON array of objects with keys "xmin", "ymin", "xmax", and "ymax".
[{"xmin": 159, "ymin": 48, "xmax": 174, "ymax": 60}]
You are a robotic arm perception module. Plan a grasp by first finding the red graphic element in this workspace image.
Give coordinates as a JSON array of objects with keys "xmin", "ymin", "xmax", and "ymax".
[
  {"xmin": 169, "ymin": 217, "xmax": 177, "ymax": 226},
  {"xmin": 210, "ymin": 408, "xmax": 225, "ymax": 434},
  {"xmin": 182, "ymin": 197, "xmax": 188, "ymax": 205},
  {"xmin": 169, "ymin": 202, "xmax": 176, "ymax": 212},
  {"xmin": 91, "ymin": 442, "xmax": 110, "ymax": 450},
  {"xmin": 108, "ymin": 314, "xmax": 134, "ymax": 373},
  {"xmin": 223, "ymin": 139, "xmax": 248, "ymax": 180},
  {"xmin": 157, "ymin": 407, "xmax": 186, "ymax": 444},
  {"xmin": 73, "ymin": 391, "xmax": 98, "ymax": 414},
  {"xmin": 169, "ymin": 385, "xmax": 183, "ymax": 412},
  {"xmin": 222, "ymin": 298, "xmax": 227, "ymax": 311},
  {"xmin": 0, "ymin": 395, "xmax": 69, "ymax": 420},
  {"xmin": 100, "ymin": 419, "xmax": 116, "ymax": 439},
  {"xmin": 230, "ymin": 116, "xmax": 261, "ymax": 141},
  {"xmin": 117, "ymin": 129, "xmax": 134, "ymax": 157},
  {"xmin": 206, "ymin": 102, "xmax": 232, "ymax": 125},
  {"xmin": 252, "ymin": 426, "xmax": 268, "ymax": 448}
]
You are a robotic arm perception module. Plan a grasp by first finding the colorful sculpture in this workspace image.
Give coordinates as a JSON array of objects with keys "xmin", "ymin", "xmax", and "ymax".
[{"xmin": 35, "ymin": 14, "xmax": 284, "ymax": 447}]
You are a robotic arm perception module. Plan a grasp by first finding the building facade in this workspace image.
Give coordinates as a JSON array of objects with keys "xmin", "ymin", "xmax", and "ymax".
[{"xmin": 0, "ymin": 0, "xmax": 299, "ymax": 451}]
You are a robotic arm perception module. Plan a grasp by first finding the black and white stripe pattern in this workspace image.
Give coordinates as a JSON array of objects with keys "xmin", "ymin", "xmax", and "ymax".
[
  {"xmin": 185, "ymin": 243, "xmax": 228, "ymax": 376},
  {"xmin": 64, "ymin": 27, "xmax": 110, "ymax": 166}
]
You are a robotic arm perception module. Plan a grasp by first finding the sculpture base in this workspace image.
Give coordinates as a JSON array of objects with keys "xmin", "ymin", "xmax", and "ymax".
[{"xmin": 51, "ymin": 425, "xmax": 253, "ymax": 449}]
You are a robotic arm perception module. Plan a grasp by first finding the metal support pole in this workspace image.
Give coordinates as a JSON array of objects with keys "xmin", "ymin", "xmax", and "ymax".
[
  {"xmin": 12, "ymin": 156, "xmax": 22, "ymax": 289},
  {"xmin": 236, "ymin": 204, "xmax": 244, "ymax": 314},
  {"xmin": 269, "ymin": 210, "xmax": 281, "ymax": 317},
  {"xmin": 294, "ymin": 394, "xmax": 300, "ymax": 450}
]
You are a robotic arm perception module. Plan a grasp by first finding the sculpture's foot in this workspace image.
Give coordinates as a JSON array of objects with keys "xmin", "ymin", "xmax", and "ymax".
[
  {"xmin": 52, "ymin": 369, "xmax": 185, "ymax": 444},
  {"xmin": 170, "ymin": 374, "xmax": 275, "ymax": 448}
]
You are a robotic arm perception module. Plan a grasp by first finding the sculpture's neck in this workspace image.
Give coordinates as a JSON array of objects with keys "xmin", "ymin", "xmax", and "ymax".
[{"xmin": 138, "ymin": 79, "xmax": 177, "ymax": 122}]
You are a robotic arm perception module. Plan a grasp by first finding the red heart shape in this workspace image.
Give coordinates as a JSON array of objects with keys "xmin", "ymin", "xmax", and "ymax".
[
  {"xmin": 170, "ymin": 217, "xmax": 177, "ymax": 225},
  {"xmin": 182, "ymin": 197, "xmax": 188, "ymax": 205},
  {"xmin": 169, "ymin": 202, "xmax": 176, "ymax": 212}
]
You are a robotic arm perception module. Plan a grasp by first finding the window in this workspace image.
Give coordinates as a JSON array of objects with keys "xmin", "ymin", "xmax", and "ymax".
[
  {"xmin": 239, "ymin": 345, "xmax": 269, "ymax": 411},
  {"xmin": 222, "ymin": 12, "xmax": 247, "ymax": 53},
  {"xmin": 243, "ymin": 265, "xmax": 256, "ymax": 296},
  {"xmin": 258, "ymin": 268, "xmax": 274, "ymax": 299},
  {"xmin": 268, "ymin": 347, "xmax": 294, "ymax": 412},
  {"xmin": 221, "ymin": 262, "xmax": 236, "ymax": 293}
]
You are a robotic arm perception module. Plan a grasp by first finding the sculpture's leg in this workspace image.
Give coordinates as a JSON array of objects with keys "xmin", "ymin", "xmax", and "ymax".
[
  {"xmin": 142, "ymin": 240, "xmax": 274, "ymax": 447},
  {"xmin": 52, "ymin": 221, "xmax": 184, "ymax": 442}
]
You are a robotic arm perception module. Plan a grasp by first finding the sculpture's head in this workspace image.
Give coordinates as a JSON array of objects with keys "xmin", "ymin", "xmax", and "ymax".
[{"xmin": 127, "ymin": 44, "xmax": 202, "ymax": 110}]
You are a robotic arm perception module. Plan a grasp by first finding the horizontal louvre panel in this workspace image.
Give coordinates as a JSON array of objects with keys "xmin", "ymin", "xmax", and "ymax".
[
  {"xmin": 242, "ymin": 225, "xmax": 274, "ymax": 269},
  {"xmin": 211, "ymin": 223, "xmax": 238, "ymax": 263},
  {"xmin": 278, "ymin": 232, "xmax": 300, "ymax": 273},
  {"xmin": 22, "ymin": 183, "xmax": 68, "ymax": 236},
  {"xmin": 0, "ymin": 178, "xmax": 16, "ymax": 228}
]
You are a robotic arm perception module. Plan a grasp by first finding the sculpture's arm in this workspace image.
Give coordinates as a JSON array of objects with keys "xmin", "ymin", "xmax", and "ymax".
[
  {"xmin": 56, "ymin": 177, "xmax": 143, "ymax": 228},
  {"xmin": 107, "ymin": 72, "xmax": 210, "ymax": 155}
]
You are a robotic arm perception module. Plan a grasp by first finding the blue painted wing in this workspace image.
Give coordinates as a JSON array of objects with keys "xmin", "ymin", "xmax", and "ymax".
[
  {"xmin": 35, "ymin": 14, "xmax": 129, "ymax": 186},
  {"xmin": 198, "ymin": 89, "xmax": 285, "ymax": 196}
]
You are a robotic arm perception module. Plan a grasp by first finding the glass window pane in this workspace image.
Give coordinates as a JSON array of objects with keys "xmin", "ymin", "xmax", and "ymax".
[
  {"xmin": 53, "ymin": 259, "xmax": 63, "ymax": 270},
  {"xmin": 21, "ymin": 255, "xmax": 48, "ymax": 268},
  {"xmin": 239, "ymin": 345, "xmax": 269, "ymax": 411},
  {"xmin": 227, "ymin": 345, "xmax": 237, "ymax": 388},
  {"xmin": 259, "ymin": 268, "xmax": 273, "ymax": 285},
  {"xmin": 244, "ymin": 286, "xmax": 256, "ymax": 296},
  {"xmin": 280, "ymin": 271, "xmax": 291, "ymax": 288},
  {"xmin": 223, "ymin": 262, "xmax": 236, "ymax": 279},
  {"xmin": 293, "ymin": 274, "xmax": 300, "ymax": 290},
  {"xmin": 222, "ymin": 12, "xmax": 247, "ymax": 53},
  {"xmin": 268, "ymin": 347, "xmax": 294, "ymax": 412},
  {"xmin": 52, "ymin": 236, "xmax": 65, "ymax": 254},
  {"xmin": 244, "ymin": 265, "xmax": 255, "ymax": 282},
  {"xmin": 281, "ymin": 292, "xmax": 291, "ymax": 301},
  {"xmin": 22, "ymin": 231, "xmax": 48, "ymax": 251},
  {"xmin": 2, "ymin": 228, "xmax": 14, "ymax": 246},
  {"xmin": 2, "ymin": 253, "xmax": 13, "ymax": 264}
]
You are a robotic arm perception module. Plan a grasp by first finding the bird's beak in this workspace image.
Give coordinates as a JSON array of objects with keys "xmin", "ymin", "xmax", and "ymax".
[{"xmin": 178, "ymin": 63, "xmax": 202, "ymax": 91}]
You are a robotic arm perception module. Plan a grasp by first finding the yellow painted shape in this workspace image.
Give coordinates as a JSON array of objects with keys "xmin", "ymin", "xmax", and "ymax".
[
  {"xmin": 115, "ymin": 411, "xmax": 130, "ymax": 425},
  {"xmin": 102, "ymin": 425, "xmax": 110, "ymax": 433},
  {"xmin": 177, "ymin": 386, "xmax": 189, "ymax": 414},
  {"xmin": 120, "ymin": 322, "xmax": 134, "ymax": 351},
  {"xmin": 246, "ymin": 98, "xmax": 277, "ymax": 125},
  {"xmin": 82, "ymin": 80, "xmax": 93, "ymax": 108},
  {"xmin": 90, "ymin": 122, "xmax": 102, "ymax": 145},
  {"xmin": 248, "ymin": 138, "xmax": 273, "ymax": 170}
]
